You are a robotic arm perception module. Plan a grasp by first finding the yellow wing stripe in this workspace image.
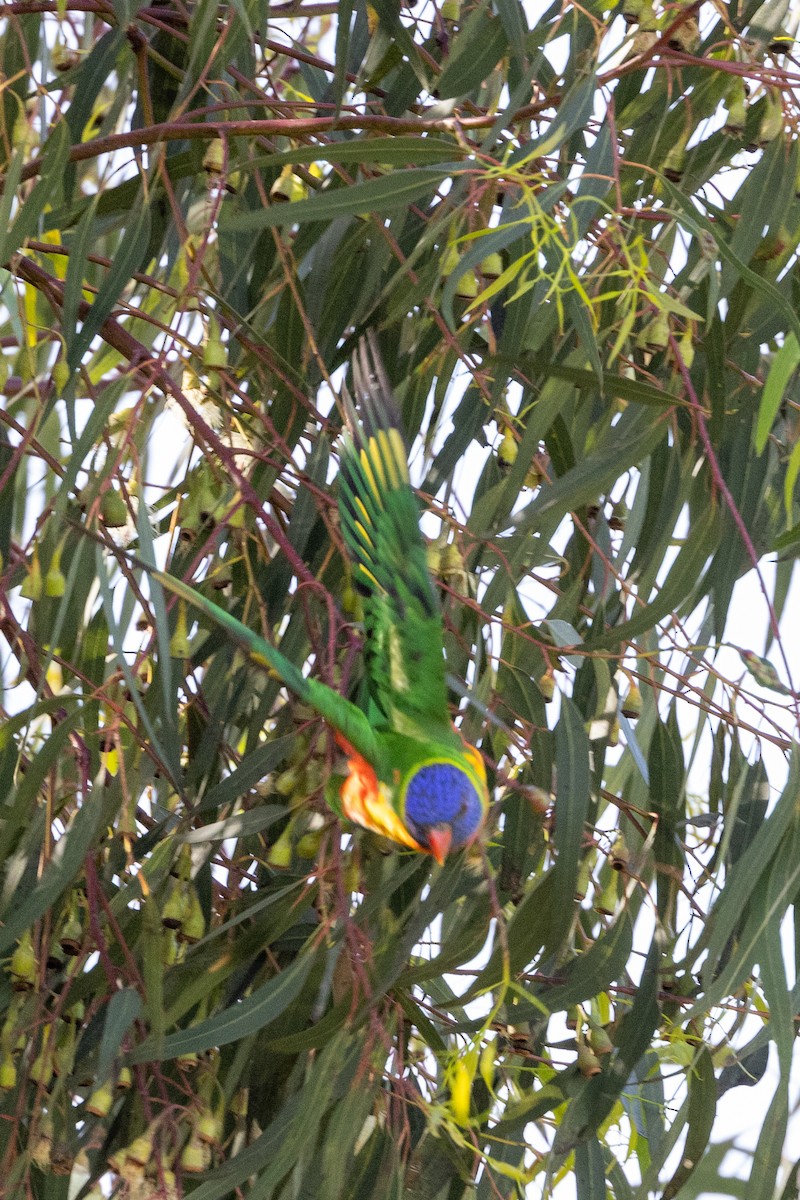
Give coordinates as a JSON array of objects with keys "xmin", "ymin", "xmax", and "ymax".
[
  {"xmin": 353, "ymin": 431, "xmax": 409, "ymax": 514},
  {"xmin": 360, "ymin": 442, "xmax": 386, "ymax": 497},
  {"xmin": 354, "ymin": 496, "xmax": 373, "ymax": 531},
  {"xmin": 388, "ymin": 428, "xmax": 410, "ymax": 482},
  {"xmin": 356, "ymin": 563, "xmax": 381, "ymax": 591},
  {"xmin": 354, "ymin": 519, "xmax": 374, "ymax": 550},
  {"xmin": 376, "ymin": 429, "xmax": 406, "ymax": 490}
]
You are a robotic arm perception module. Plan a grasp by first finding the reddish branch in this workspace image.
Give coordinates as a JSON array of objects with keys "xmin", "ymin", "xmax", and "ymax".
[{"xmin": 11, "ymin": 254, "xmax": 332, "ymax": 618}]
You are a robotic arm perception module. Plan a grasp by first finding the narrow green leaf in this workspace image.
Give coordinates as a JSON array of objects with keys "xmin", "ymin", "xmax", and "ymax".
[
  {"xmin": 96, "ymin": 987, "xmax": 143, "ymax": 1083},
  {"xmin": 222, "ymin": 167, "xmax": 462, "ymax": 232},
  {"xmin": 784, "ymin": 438, "xmax": 800, "ymax": 523},
  {"xmin": 67, "ymin": 201, "xmax": 151, "ymax": 369},
  {"xmin": 700, "ymin": 748, "xmax": 800, "ymax": 990},
  {"xmin": 747, "ymin": 1081, "xmax": 790, "ymax": 1200},
  {"xmin": 552, "ymin": 944, "xmax": 661, "ymax": 1153},
  {"xmin": 61, "ymin": 192, "xmax": 100, "ymax": 362},
  {"xmin": 187, "ymin": 1033, "xmax": 348, "ymax": 1200},
  {"xmin": 662, "ymin": 180, "xmax": 800, "ymax": 348},
  {"xmin": 756, "ymin": 333, "xmax": 800, "ymax": 453},
  {"xmin": 543, "ymin": 910, "xmax": 634, "ymax": 1013},
  {"xmin": 661, "ymin": 1046, "xmax": 716, "ymax": 1200},
  {"xmin": 588, "ymin": 501, "xmax": 717, "ymax": 651},
  {"xmin": 0, "ymin": 777, "xmax": 104, "ymax": 956},
  {"xmin": 574, "ymin": 1137, "xmax": 606, "ymax": 1200},
  {"xmin": 546, "ymin": 697, "xmax": 591, "ymax": 954},
  {"xmin": 0, "ymin": 120, "xmax": 70, "ymax": 263},
  {"xmin": 0, "ymin": 713, "xmax": 79, "ymax": 869},
  {"xmin": 0, "ymin": 143, "xmax": 27, "ymax": 260},
  {"xmin": 515, "ymin": 405, "xmax": 667, "ymax": 536},
  {"xmin": 130, "ymin": 950, "xmax": 314, "ymax": 1062},
  {"xmin": 648, "ymin": 714, "xmax": 685, "ymax": 924},
  {"xmin": 259, "ymin": 135, "xmax": 468, "ymax": 171},
  {"xmin": 437, "ymin": 6, "xmax": 508, "ymax": 99},
  {"xmin": 198, "ymin": 735, "xmax": 296, "ymax": 811}
]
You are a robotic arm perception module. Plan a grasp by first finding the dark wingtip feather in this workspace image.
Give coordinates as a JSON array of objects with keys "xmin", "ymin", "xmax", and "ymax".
[{"xmin": 349, "ymin": 332, "xmax": 407, "ymax": 446}]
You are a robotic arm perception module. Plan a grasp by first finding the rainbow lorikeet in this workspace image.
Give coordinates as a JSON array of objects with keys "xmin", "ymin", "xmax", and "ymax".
[{"xmin": 148, "ymin": 335, "xmax": 489, "ymax": 862}]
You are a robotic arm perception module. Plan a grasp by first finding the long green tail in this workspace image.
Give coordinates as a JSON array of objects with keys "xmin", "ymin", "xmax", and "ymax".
[{"xmin": 146, "ymin": 564, "xmax": 381, "ymax": 764}]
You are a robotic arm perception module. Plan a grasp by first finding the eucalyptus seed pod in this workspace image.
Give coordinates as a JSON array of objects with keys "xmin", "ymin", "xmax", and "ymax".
[
  {"xmin": 668, "ymin": 14, "xmax": 699, "ymax": 52},
  {"xmin": 595, "ymin": 870, "xmax": 620, "ymax": 916},
  {"xmin": 100, "ymin": 489, "xmax": 129, "ymax": 528},
  {"xmin": 610, "ymin": 833, "xmax": 629, "ymax": 871},
  {"xmin": 51, "ymin": 357, "xmax": 70, "ymax": 394},
  {"xmin": 575, "ymin": 855, "xmax": 593, "ymax": 901},
  {"xmin": 677, "ymin": 326, "xmax": 695, "ymax": 369},
  {"xmin": 203, "ymin": 318, "xmax": 227, "ymax": 370},
  {"xmin": 20, "ymin": 551, "xmax": 44, "ymax": 601},
  {"xmin": 454, "ymin": 270, "xmax": 479, "ymax": 301},
  {"xmin": 29, "ymin": 1024, "xmax": 55, "ymax": 1087},
  {"xmin": 621, "ymin": 681, "xmax": 642, "ymax": 718},
  {"xmin": 162, "ymin": 927, "xmax": 182, "ymax": 966},
  {"xmin": 622, "ymin": 0, "xmax": 643, "ymax": 24},
  {"xmin": 59, "ymin": 903, "xmax": 84, "ymax": 957},
  {"xmin": 295, "ymin": 827, "xmax": 324, "ymax": 859},
  {"xmin": 203, "ymin": 138, "xmax": 225, "ymax": 175},
  {"xmin": 10, "ymin": 930, "xmax": 37, "ymax": 990},
  {"xmin": 178, "ymin": 888, "xmax": 206, "ymax": 944},
  {"xmin": 270, "ymin": 165, "xmax": 307, "ymax": 203},
  {"xmin": 608, "ymin": 500, "xmax": 627, "ymax": 531},
  {"xmin": 757, "ymin": 91, "xmax": 784, "ymax": 146},
  {"xmin": 480, "ymin": 252, "xmax": 503, "ymax": 280},
  {"xmin": 497, "ymin": 429, "xmax": 518, "ymax": 470},
  {"xmin": 341, "ymin": 581, "xmax": 363, "ymax": 619},
  {"xmin": 577, "ymin": 1043, "xmax": 602, "ymax": 1077},
  {"xmin": 161, "ymin": 879, "xmax": 189, "ymax": 930},
  {"xmin": 767, "ymin": 30, "xmax": 793, "ymax": 55},
  {"xmin": 442, "ymin": 244, "xmax": 479, "ymax": 301},
  {"xmin": 724, "ymin": 78, "xmax": 747, "ymax": 136},
  {"xmin": 44, "ymin": 542, "xmax": 66, "ymax": 597},
  {"xmin": 53, "ymin": 1019, "xmax": 77, "ymax": 1077},
  {"xmin": 440, "ymin": 541, "xmax": 471, "ymax": 597},
  {"xmin": 0, "ymin": 1053, "xmax": 17, "ymax": 1090},
  {"xmin": 637, "ymin": 311, "xmax": 669, "ymax": 351},
  {"xmin": 169, "ymin": 600, "xmax": 192, "ymax": 658},
  {"xmin": 1, "ymin": 995, "xmax": 27, "ymax": 1052},
  {"xmin": 537, "ymin": 666, "xmax": 556, "ymax": 702},
  {"xmin": 197, "ymin": 1104, "xmax": 223, "ymax": 1146},
  {"xmin": 662, "ymin": 135, "xmax": 688, "ymax": 182},
  {"xmin": 181, "ymin": 1132, "xmax": 212, "ymax": 1173},
  {"xmin": 85, "ymin": 1080, "xmax": 115, "ymax": 1117},
  {"xmin": 267, "ymin": 821, "xmax": 295, "ymax": 868},
  {"xmin": 123, "ymin": 1130, "xmax": 156, "ymax": 1168},
  {"xmin": 588, "ymin": 1024, "xmax": 614, "ymax": 1056}
]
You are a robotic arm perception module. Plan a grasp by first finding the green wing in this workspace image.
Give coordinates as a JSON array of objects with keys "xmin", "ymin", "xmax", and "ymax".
[
  {"xmin": 338, "ymin": 334, "xmax": 452, "ymax": 739},
  {"xmin": 145, "ymin": 565, "xmax": 382, "ymax": 765}
]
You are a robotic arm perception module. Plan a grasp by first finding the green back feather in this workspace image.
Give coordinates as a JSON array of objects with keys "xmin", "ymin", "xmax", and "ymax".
[{"xmin": 338, "ymin": 334, "xmax": 452, "ymax": 741}]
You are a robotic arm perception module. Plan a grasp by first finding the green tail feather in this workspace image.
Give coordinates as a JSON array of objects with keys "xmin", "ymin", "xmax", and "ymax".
[{"xmin": 146, "ymin": 565, "xmax": 381, "ymax": 764}]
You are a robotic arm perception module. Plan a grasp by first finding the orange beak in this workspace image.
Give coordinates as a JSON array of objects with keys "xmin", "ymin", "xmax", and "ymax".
[{"xmin": 426, "ymin": 828, "xmax": 452, "ymax": 866}]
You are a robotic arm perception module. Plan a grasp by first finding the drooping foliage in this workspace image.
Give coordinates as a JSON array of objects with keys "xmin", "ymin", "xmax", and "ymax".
[{"xmin": 2, "ymin": 1, "xmax": 800, "ymax": 1196}]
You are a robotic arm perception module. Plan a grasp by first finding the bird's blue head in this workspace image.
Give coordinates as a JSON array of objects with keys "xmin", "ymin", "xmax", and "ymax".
[{"xmin": 403, "ymin": 759, "xmax": 486, "ymax": 863}]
